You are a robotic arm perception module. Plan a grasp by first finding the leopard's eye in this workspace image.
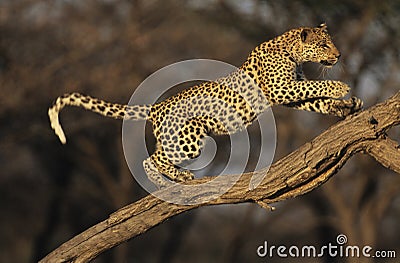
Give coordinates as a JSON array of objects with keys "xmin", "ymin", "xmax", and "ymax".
[{"xmin": 321, "ymin": 43, "xmax": 330, "ymax": 49}]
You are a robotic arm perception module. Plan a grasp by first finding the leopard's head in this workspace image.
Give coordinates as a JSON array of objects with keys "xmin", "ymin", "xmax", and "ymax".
[{"xmin": 292, "ymin": 24, "xmax": 341, "ymax": 67}]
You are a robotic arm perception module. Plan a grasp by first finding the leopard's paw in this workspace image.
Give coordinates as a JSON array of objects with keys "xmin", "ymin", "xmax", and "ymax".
[{"xmin": 333, "ymin": 96, "xmax": 363, "ymax": 117}]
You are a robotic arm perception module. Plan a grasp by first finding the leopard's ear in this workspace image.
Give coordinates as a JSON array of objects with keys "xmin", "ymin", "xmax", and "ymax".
[
  {"xmin": 300, "ymin": 28, "xmax": 313, "ymax": 43},
  {"xmin": 318, "ymin": 23, "xmax": 328, "ymax": 33}
]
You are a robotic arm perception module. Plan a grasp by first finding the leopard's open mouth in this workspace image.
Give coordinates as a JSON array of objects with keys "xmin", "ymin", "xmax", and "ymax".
[{"xmin": 320, "ymin": 60, "xmax": 337, "ymax": 67}]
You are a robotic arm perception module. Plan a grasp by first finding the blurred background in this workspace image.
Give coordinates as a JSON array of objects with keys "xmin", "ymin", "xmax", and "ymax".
[{"xmin": 1, "ymin": 0, "xmax": 400, "ymax": 262}]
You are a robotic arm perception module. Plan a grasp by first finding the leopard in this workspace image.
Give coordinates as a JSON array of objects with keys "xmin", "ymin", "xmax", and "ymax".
[{"xmin": 48, "ymin": 23, "xmax": 363, "ymax": 188}]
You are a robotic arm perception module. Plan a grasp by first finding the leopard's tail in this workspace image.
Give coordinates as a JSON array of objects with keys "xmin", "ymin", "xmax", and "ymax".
[{"xmin": 48, "ymin": 92, "xmax": 151, "ymax": 144}]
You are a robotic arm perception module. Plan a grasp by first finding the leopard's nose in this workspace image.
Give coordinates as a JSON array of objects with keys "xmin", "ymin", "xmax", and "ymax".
[{"xmin": 336, "ymin": 53, "xmax": 341, "ymax": 59}]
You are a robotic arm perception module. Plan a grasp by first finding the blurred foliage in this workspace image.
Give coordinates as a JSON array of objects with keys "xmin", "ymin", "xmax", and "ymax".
[{"xmin": 0, "ymin": 0, "xmax": 400, "ymax": 262}]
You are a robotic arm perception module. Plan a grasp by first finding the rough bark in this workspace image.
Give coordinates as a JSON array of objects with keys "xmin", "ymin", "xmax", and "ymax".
[{"xmin": 40, "ymin": 92, "xmax": 400, "ymax": 263}]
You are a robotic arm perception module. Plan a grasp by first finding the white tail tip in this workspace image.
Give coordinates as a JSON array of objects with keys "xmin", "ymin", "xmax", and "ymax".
[{"xmin": 48, "ymin": 107, "xmax": 67, "ymax": 144}]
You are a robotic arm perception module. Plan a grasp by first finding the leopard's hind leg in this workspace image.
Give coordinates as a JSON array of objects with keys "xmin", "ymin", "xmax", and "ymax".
[
  {"xmin": 143, "ymin": 119, "xmax": 212, "ymax": 188},
  {"xmin": 143, "ymin": 145, "xmax": 194, "ymax": 188}
]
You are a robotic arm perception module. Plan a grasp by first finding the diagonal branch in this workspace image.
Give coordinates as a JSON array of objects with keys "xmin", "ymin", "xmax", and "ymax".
[
  {"xmin": 363, "ymin": 137, "xmax": 400, "ymax": 174},
  {"xmin": 40, "ymin": 92, "xmax": 400, "ymax": 263}
]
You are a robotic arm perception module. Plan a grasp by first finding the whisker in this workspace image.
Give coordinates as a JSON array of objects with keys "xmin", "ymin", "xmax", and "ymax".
[
  {"xmin": 318, "ymin": 65, "xmax": 331, "ymax": 79},
  {"xmin": 335, "ymin": 61, "xmax": 346, "ymax": 78},
  {"xmin": 317, "ymin": 64, "xmax": 325, "ymax": 79},
  {"xmin": 339, "ymin": 62, "xmax": 346, "ymax": 74}
]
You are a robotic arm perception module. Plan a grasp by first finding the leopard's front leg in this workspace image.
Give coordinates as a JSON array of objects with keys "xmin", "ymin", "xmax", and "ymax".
[
  {"xmin": 275, "ymin": 79, "xmax": 362, "ymax": 117},
  {"xmin": 284, "ymin": 96, "xmax": 363, "ymax": 117},
  {"xmin": 270, "ymin": 80, "xmax": 350, "ymax": 105}
]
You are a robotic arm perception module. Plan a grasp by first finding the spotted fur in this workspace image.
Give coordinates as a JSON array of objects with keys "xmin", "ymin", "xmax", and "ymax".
[{"xmin": 48, "ymin": 24, "xmax": 363, "ymax": 187}]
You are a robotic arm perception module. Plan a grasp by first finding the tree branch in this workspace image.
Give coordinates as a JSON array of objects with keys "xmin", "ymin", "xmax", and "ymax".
[
  {"xmin": 40, "ymin": 92, "xmax": 400, "ymax": 263},
  {"xmin": 363, "ymin": 137, "xmax": 400, "ymax": 174}
]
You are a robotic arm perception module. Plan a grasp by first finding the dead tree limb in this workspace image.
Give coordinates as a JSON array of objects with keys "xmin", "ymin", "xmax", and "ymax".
[{"xmin": 40, "ymin": 92, "xmax": 400, "ymax": 263}]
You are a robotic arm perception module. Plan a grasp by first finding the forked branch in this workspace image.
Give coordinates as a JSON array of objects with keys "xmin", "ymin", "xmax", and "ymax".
[{"xmin": 40, "ymin": 92, "xmax": 400, "ymax": 263}]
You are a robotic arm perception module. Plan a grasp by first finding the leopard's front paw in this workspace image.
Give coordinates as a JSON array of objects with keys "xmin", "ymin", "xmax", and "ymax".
[
  {"xmin": 333, "ymin": 96, "xmax": 363, "ymax": 117},
  {"xmin": 349, "ymin": 96, "xmax": 363, "ymax": 112}
]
